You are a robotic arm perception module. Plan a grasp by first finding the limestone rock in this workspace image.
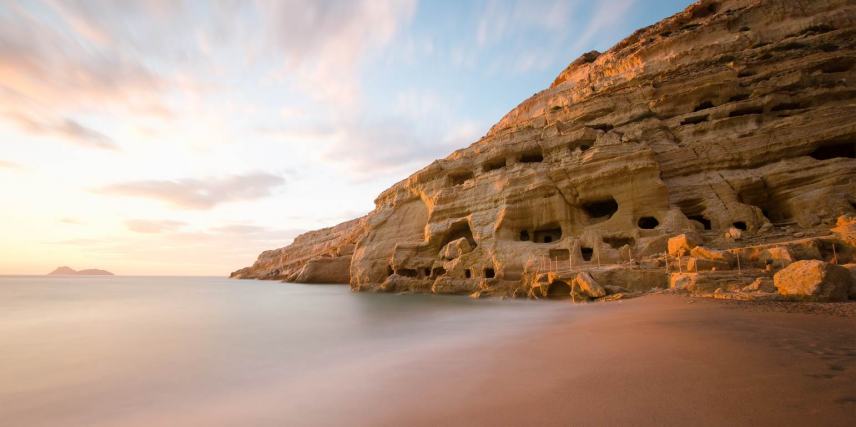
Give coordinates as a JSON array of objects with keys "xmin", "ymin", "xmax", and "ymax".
[
  {"xmin": 687, "ymin": 257, "xmax": 730, "ymax": 272},
  {"xmin": 773, "ymin": 260, "xmax": 851, "ymax": 301},
  {"xmin": 234, "ymin": 0, "xmax": 856, "ymax": 299},
  {"xmin": 669, "ymin": 233, "xmax": 701, "ymax": 257},
  {"xmin": 441, "ymin": 237, "xmax": 473, "ymax": 260},
  {"xmin": 574, "ymin": 272, "xmax": 606, "ymax": 298}
]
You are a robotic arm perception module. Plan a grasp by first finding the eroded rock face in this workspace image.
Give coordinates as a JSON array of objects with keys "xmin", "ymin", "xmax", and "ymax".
[{"xmin": 234, "ymin": 0, "xmax": 856, "ymax": 296}]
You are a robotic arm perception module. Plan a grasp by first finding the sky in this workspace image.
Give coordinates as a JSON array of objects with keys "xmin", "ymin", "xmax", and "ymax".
[{"xmin": 0, "ymin": 0, "xmax": 693, "ymax": 276}]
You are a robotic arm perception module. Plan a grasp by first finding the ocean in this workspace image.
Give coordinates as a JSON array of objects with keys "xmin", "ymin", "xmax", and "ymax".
[{"xmin": 0, "ymin": 275, "xmax": 567, "ymax": 426}]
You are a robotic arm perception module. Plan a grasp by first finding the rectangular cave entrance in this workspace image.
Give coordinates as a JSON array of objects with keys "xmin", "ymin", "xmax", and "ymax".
[
  {"xmin": 580, "ymin": 247, "xmax": 594, "ymax": 261},
  {"xmin": 533, "ymin": 225, "xmax": 562, "ymax": 243},
  {"xmin": 482, "ymin": 157, "xmax": 507, "ymax": 172},
  {"xmin": 809, "ymin": 137, "xmax": 855, "ymax": 160},
  {"xmin": 518, "ymin": 150, "xmax": 544, "ymax": 163},
  {"xmin": 484, "ymin": 267, "xmax": 495, "ymax": 278},
  {"xmin": 449, "ymin": 171, "xmax": 474, "ymax": 186}
]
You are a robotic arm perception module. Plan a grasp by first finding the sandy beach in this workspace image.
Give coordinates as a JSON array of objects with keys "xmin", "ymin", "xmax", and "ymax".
[{"xmin": 326, "ymin": 295, "xmax": 856, "ymax": 427}]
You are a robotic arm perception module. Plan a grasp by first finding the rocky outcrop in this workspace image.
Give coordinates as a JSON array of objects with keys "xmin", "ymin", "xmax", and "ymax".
[
  {"xmin": 48, "ymin": 266, "xmax": 113, "ymax": 276},
  {"xmin": 230, "ymin": 216, "xmax": 367, "ymax": 282},
  {"xmin": 234, "ymin": 0, "xmax": 856, "ymax": 299}
]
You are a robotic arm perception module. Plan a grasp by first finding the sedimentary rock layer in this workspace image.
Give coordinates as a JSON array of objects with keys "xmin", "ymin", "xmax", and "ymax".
[{"xmin": 233, "ymin": 0, "xmax": 856, "ymax": 298}]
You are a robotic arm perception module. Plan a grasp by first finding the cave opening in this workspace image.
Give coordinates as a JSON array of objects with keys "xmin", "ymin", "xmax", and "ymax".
[
  {"xmin": 603, "ymin": 236, "xmax": 635, "ymax": 249},
  {"xmin": 694, "ymin": 101, "xmax": 714, "ymax": 111},
  {"xmin": 398, "ymin": 268, "xmax": 417, "ymax": 277},
  {"xmin": 729, "ymin": 106, "xmax": 763, "ymax": 117},
  {"xmin": 441, "ymin": 221, "xmax": 477, "ymax": 248},
  {"xmin": 431, "ymin": 267, "xmax": 446, "ymax": 278},
  {"xmin": 484, "ymin": 268, "xmax": 495, "ymax": 279},
  {"xmin": 637, "ymin": 216, "xmax": 660, "ymax": 229},
  {"xmin": 681, "ymin": 115, "xmax": 708, "ymax": 125},
  {"xmin": 733, "ymin": 221, "xmax": 747, "ymax": 230},
  {"xmin": 423, "ymin": 268, "xmax": 431, "ymax": 277},
  {"xmin": 590, "ymin": 123, "xmax": 613, "ymax": 132},
  {"xmin": 519, "ymin": 230, "xmax": 530, "ymax": 241},
  {"xmin": 581, "ymin": 247, "xmax": 594, "ymax": 261},
  {"xmin": 582, "ymin": 197, "xmax": 619, "ymax": 221},
  {"xmin": 809, "ymin": 139, "xmax": 855, "ymax": 160},
  {"xmin": 449, "ymin": 171, "xmax": 474, "ymax": 186},
  {"xmin": 738, "ymin": 184, "xmax": 793, "ymax": 223},
  {"xmin": 546, "ymin": 281, "xmax": 572, "ymax": 299},
  {"xmin": 677, "ymin": 198, "xmax": 713, "ymax": 230},
  {"xmin": 482, "ymin": 157, "xmax": 507, "ymax": 172},
  {"xmin": 387, "ymin": 265, "xmax": 394, "ymax": 276},
  {"xmin": 518, "ymin": 151, "xmax": 544, "ymax": 163},
  {"xmin": 688, "ymin": 215, "xmax": 713, "ymax": 230},
  {"xmin": 533, "ymin": 225, "xmax": 562, "ymax": 243},
  {"xmin": 464, "ymin": 269, "xmax": 472, "ymax": 279}
]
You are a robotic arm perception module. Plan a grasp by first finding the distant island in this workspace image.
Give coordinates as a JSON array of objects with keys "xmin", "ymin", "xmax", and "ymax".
[{"xmin": 48, "ymin": 266, "xmax": 114, "ymax": 276}]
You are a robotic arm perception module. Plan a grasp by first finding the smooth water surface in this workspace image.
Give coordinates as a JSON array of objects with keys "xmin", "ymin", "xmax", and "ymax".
[{"xmin": 0, "ymin": 276, "xmax": 568, "ymax": 426}]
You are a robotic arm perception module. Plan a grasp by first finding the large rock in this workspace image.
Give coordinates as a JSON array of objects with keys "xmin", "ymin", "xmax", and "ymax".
[
  {"xmin": 773, "ymin": 260, "xmax": 851, "ymax": 301},
  {"xmin": 573, "ymin": 272, "xmax": 606, "ymax": 298},
  {"xmin": 669, "ymin": 233, "xmax": 702, "ymax": 257},
  {"xmin": 235, "ymin": 0, "xmax": 856, "ymax": 298},
  {"xmin": 441, "ymin": 237, "xmax": 473, "ymax": 260}
]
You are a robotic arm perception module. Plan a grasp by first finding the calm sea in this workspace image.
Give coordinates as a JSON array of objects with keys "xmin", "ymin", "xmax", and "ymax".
[{"xmin": 0, "ymin": 276, "xmax": 568, "ymax": 426}]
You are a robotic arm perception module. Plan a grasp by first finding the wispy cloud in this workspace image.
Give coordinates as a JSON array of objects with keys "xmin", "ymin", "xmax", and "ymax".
[
  {"xmin": 125, "ymin": 219, "xmax": 187, "ymax": 234},
  {"xmin": 97, "ymin": 173, "xmax": 285, "ymax": 209},
  {"xmin": 3, "ymin": 112, "xmax": 117, "ymax": 150}
]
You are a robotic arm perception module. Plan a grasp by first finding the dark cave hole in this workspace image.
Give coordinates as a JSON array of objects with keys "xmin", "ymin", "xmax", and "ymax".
[
  {"xmin": 688, "ymin": 215, "xmax": 713, "ymax": 230},
  {"xmin": 770, "ymin": 102, "xmax": 803, "ymax": 112},
  {"xmin": 464, "ymin": 269, "xmax": 472, "ymax": 279},
  {"xmin": 694, "ymin": 101, "xmax": 714, "ymax": 112},
  {"xmin": 547, "ymin": 281, "xmax": 572, "ymax": 299},
  {"xmin": 431, "ymin": 267, "xmax": 446, "ymax": 278},
  {"xmin": 534, "ymin": 226, "xmax": 562, "ymax": 244},
  {"xmin": 484, "ymin": 268, "xmax": 495, "ymax": 279},
  {"xmin": 728, "ymin": 93, "xmax": 749, "ymax": 102},
  {"xmin": 441, "ymin": 221, "xmax": 477, "ymax": 248},
  {"xmin": 732, "ymin": 221, "xmax": 747, "ymax": 230},
  {"xmin": 518, "ymin": 151, "xmax": 544, "ymax": 163},
  {"xmin": 582, "ymin": 197, "xmax": 619, "ymax": 220},
  {"xmin": 809, "ymin": 140, "xmax": 855, "ymax": 160},
  {"xmin": 637, "ymin": 216, "xmax": 660, "ymax": 229},
  {"xmin": 681, "ymin": 115, "xmax": 708, "ymax": 125},
  {"xmin": 581, "ymin": 247, "xmax": 594, "ymax": 262},
  {"xmin": 519, "ymin": 230, "xmax": 530, "ymax": 241},
  {"xmin": 729, "ymin": 106, "xmax": 763, "ymax": 117},
  {"xmin": 590, "ymin": 123, "xmax": 614, "ymax": 132},
  {"xmin": 449, "ymin": 171, "xmax": 474, "ymax": 186},
  {"xmin": 423, "ymin": 268, "xmax": 431, "ymax": 277},
  {"xmin": 482, "ymin": 157, "xmax": 507, "ymax": 172}
]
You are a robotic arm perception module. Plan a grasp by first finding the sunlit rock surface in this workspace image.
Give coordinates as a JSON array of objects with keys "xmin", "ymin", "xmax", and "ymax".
[{"xmin": 233, "ymin": 0, "xmax": 856, "ymax": 300}]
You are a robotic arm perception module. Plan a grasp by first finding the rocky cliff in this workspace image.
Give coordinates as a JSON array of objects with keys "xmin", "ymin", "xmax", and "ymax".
[{"xmin": 233, "ymin": 0, "xmax": 856, "ymax": 300}]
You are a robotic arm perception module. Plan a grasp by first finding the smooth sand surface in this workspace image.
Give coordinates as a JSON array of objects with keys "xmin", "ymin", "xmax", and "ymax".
[{"xmin": 333, "ymin": 295, "xmax": 856, "ymax": 427}]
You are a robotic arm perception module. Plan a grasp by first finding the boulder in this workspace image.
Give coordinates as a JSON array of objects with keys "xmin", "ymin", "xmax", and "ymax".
[
  {"xmin": 574, "ymin": 272, "xmax": 606, "ymax": 298},
  {"xmin": 668, "ymin": 233, "xmax": 701, "ymax": 257},
  {"xmin": 773, "ymin": 260, "xmax": 851, "ymax": 301}
]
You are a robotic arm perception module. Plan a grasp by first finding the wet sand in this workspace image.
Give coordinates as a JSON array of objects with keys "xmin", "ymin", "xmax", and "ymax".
[{"xmin": 310, "ymin": 295, "xmax": 856, "ymax": 427}]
